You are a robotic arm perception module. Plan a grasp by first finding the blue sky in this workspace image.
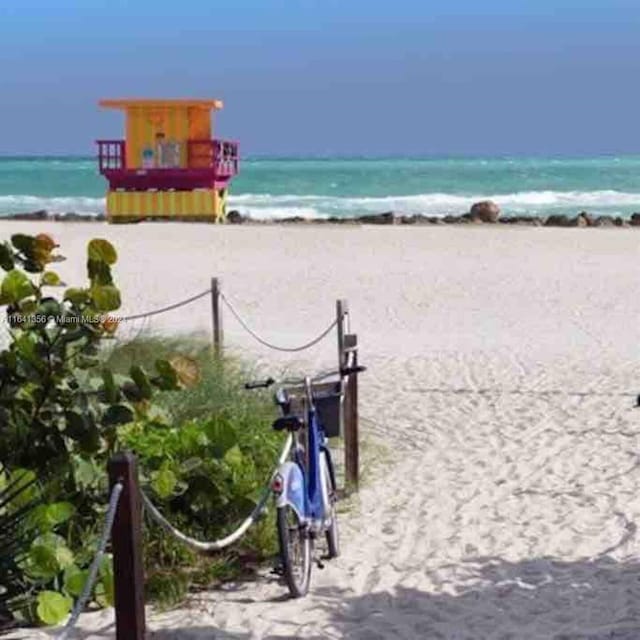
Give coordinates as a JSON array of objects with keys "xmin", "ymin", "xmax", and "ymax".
[{"xmin": 0, "ymin": 0, "xmax": 639, "ymax": 155}]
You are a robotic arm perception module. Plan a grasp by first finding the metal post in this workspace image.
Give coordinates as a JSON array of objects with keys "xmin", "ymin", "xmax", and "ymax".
[
  {"xmin": 211, "ymin": 277, "xmax": 223, "ymax": 356},
  {"xmin": 108, "ymin": 452, "xmax": 146, "ymax": 640},
  {"xmin": 343, "ymin": 333, "xmax": 359, "ymax": 492}
]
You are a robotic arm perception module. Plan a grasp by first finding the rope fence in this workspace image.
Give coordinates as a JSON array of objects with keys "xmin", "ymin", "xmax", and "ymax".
[
  {"xmin": 220, "ymin": 290, "xmax": 338, "ymax": 353},
  {"xmin": 118, "ymin": 288, "xmax": 213, "ymax": 323},
  {"xmin": 141, "ymin": 434, "xmax": 293, "ymax": 553},
  {"xmin": 55, "ymin": 482, "xmax": 123, "ymax": 640}
]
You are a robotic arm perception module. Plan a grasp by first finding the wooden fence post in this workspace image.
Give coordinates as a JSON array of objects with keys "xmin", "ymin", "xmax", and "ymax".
[
  {"xmin": 211, "ymin": 277, "xmax": 223, "ymax": 356},
  {"xmin": 108, "ymin": 452, "xmax": 146, "ymax": 640},
  {"xmin": 343, "ymin": 333, "xmax": 359, "ymax": 492}
]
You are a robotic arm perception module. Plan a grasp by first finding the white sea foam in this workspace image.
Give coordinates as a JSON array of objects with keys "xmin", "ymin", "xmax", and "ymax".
[
  {"xmin": 229, "ymin": 189, "xmax": 640, "ymax": 218},
  {"xmin": 0, "ymin": 195, "xmax": 106, "ymax": 216},
  {"xmin": 1, "ymin": 190, "xmax": 639, "ymax": 219}
]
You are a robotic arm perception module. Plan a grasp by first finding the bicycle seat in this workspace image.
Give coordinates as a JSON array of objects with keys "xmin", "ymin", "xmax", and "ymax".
[{"xmin": 272, "ymin": 416, "xmax": 304, "ymax": 432}]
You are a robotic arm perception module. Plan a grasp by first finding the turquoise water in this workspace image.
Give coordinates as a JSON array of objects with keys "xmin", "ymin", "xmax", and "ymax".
[{"xmin": 1, "ymin": 155, "xmax": 640, "ymax": 219}]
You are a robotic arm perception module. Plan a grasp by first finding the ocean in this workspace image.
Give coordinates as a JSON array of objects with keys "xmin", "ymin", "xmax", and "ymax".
[{"xmin": 1, "ymin": 155, "xmax": 640, "ymax": 220}]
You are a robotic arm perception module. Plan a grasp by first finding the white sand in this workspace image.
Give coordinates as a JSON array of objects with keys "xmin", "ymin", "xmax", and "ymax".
[{"xmin": 3, "ymin": 222, "xmax": 640, "ymax": 639}]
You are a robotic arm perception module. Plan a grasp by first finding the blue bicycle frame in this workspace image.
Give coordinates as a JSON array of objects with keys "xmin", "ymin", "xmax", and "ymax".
[{"xmin": 273, "ymin": 383, "xmax": 333, "ymax": 529}]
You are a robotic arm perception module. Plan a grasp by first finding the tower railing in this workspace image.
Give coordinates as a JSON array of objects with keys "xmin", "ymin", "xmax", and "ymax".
[
  {"xmin": 97, "ymin": 139, "xmax": 239, "ymax": 179},
  {"xmin": 96, "ymin": 140, "xmax": 126, "ymax": 172},
  {"xmin": 187, "ymin": 139, "xmax": 239, "ymax": 177}
]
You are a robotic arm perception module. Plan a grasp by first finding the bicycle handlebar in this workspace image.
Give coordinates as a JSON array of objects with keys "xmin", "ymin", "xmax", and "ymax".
[
  {"xmin": 244, "ymin": 366, "xmax": 366, "ymax": 391},
  {"xmin": 244, "ymin": 377, "xmax": 275, "ymax": 390}
]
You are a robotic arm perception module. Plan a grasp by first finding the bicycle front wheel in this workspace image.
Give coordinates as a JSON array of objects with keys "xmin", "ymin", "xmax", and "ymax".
[{"xmin": 277, "ymin": 505, "xmax": 311, "ymax": 597}]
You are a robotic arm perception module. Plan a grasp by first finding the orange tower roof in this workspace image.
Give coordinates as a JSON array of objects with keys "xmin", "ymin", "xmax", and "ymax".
[{"xmin": 99, "ymin": 98, "xmax": 224, "ymax": 110}]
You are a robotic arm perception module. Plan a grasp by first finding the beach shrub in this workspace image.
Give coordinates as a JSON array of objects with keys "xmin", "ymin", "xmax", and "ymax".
[
  {"xmin": 0, "ymin": 234, "xmax": 284, "ymax": 621},
  {"xmin": 108, "ymin": 337, "xmax": 282, "ymax": 605},
  {"xmin": 0, "ymin": 234, "xmax": 184, "ymax": 625}
]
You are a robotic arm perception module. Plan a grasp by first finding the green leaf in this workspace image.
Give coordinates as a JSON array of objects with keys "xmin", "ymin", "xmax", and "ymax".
[
  {"xmin": 0, "ymin": 242, "xmax": 15, "ymax": 271},
  {"xmin": 95, "ymin": 557, "xmax": 114, "ymax": 607},
  {"xmin": 63, "ymin": 565, "xmax": 88, "ymax": 598},
  {"xmin": 54, "ymin": 544, "xmax": 75, "ymax": 570},
  {"xmin": 1, "ymin": 269, "xmax": 35, "ymax": 304},
  {"xmin": 87, "ymin": 259, "xmax": 113, "ymax": 286},
  {"xmin": 72, "ymin": 456, "xmax": 102, "ymax": 490},
  {"xmin": 130, "ymin": 365, "xmax": 152, "ymax": 400},
  {"xmin": 36, "ymin": 591, "xmax": 73, "ymax": 626},
  {"xmin": 101, "ymin": 368, "xmax": 119, "ymax": 403},
  {"xmin": 87, "ymin": 239, "xmax": 117, "ymax": 265},
  {"xmin": 64, "ymin": 287, "xmax": 90, "ymax": 305},
  {"xmin": 11, "ymin": 234, "xmax": 35, "ymax": 255},
  {"xmin": 154, "ymin": 359, "xmax": 179, "ymax": 390},
  {"xmin": 31, "ymin": 502, "xmax": 75, "ymax": 531},
  {"xmin": 25, "ymin": 533, "xmax": 70, "ymax": 580},
  {"xmin": 41, "ymin": 271, "xmax": 64, "ymax": 287},
  {"xmin": 223, "ymin": 445, "xmax": 244, "ymax": 470},
  {"xmin": 91, "ymin": 285, "xmax": 121, "ymax": 311},
  {"xmin": 37, "ymin": 297, "xmax": 61, "ymax": 322},
  {"xmin": 151, "ymin": 465, "xmax": 178, "ymax": 499},
  {"xmin": 205, "ymin": 420, "xmax": 238, "ymax": 458},
  {"xmin": 46, "ymin": 502, "xmax": 76, "ymax": 528},
  {"xmin": 13, "ymin": 333, "xmax": 39, "ymax": 363},
  {"xmin": 103, "ymin": 403, "xmax": 134, "ymax": 426}
]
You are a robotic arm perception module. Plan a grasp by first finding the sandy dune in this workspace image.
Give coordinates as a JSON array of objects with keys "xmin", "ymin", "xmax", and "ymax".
[{"xmin": 2, "ymin": 223, "xmax": 640, "ymax": 639}]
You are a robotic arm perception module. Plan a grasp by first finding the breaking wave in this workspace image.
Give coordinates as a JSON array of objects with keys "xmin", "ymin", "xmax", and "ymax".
[{"xmin": 1, "ymin": 190, "xmax": 639, "ymax": 219}]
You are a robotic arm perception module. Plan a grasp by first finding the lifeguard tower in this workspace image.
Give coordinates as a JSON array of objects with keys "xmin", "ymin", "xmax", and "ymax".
[{"xmin": 96, "ymin": 98, "xmax": 239, "ymax": 223}]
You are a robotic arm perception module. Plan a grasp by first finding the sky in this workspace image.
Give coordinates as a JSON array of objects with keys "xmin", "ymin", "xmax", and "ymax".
[{"xmin": 0, "ymin": 0, "xmax": 639, "ymax": 156}]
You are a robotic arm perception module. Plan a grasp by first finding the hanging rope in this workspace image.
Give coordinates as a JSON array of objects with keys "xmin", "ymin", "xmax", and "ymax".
[
  {"xmin": 119, "ymin": 288, "xmax": 212, "ymax": 322},
  {"xmin": 220, "ymin": 292, "xmax": 338, "ymax": 352},
  {"xmin": 142, "ymin": 434, "xmax": 293, "ymax": 553},
  {"xmin": 55, "ymin": 483, "xmax": 123, "ymax": 640}
]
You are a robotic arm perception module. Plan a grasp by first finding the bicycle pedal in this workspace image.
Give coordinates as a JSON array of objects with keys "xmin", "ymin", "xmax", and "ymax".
[{"xmin": 316, "ymin": 559, "xmax": 325, "ymax": 570}]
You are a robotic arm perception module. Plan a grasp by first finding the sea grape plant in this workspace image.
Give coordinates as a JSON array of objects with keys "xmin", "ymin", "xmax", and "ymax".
[
  {"xmin": 0, "ymin": 233, "xmax": 185, "ymax": 625},
  {"xmin": 0, "ymin": 233, "xmax": 181, "ymax": 472}
]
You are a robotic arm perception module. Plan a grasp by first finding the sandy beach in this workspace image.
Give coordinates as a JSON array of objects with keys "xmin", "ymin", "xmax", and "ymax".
[{"xmin": 3, "ymin": 222, "xmax": 640, "ymax": 639}]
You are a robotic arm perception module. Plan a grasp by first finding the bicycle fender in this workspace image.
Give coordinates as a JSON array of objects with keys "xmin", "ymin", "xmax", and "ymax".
[{"xmin": 274, "ymin": 461, "xmax": 306, "ymax": 520}]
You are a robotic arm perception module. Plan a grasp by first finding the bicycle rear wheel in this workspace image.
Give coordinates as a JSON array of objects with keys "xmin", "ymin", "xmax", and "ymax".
[{"xmin": 277, "ymin": 505, "xmax": 311, "ymax": 597}]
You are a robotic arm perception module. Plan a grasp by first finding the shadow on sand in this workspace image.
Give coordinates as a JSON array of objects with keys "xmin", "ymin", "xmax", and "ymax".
[{"xmin": 147, "ymin": 554, "xmax": 640, "ymax": 639}]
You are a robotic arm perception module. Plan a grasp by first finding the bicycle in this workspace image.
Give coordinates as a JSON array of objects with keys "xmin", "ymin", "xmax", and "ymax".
[{"xmin": 245, "ymin": 364, "xmax": 366, "ymax": 597}]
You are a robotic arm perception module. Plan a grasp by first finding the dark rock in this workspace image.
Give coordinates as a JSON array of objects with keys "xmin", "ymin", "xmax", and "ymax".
[
  {"xmin": 227, "ymin": 210, "xmax": 245, "ymax": 224},
  {"xmin": 630, "ymin": 213, "xmax": 640, "ymax": 226},
  {"xmin": 400, "ymin": 215, "xmax": 417, "ymax": 224},
  {"xmin": 614, "ymin": 217, "xmax": 629, "ymax": 227},
  {"xmin": 499, "ymin": 216, "xmax": 542, "ymax": 226},
  {"xmin": 357, "ymin": 211, "xmax": 400, "ymax": 225},
  {"xmin": 280, "ymin": 216, "xmax": 309, "ymax": 224},
  {"xmin": 593, "ymin": 216, "xmax": 615, "ymax": 227},
  {"xmin": 52, "ymin": 211, "xmax": 102, "ymax": 222},
  {"xmin": 9, "ymin": 209, "xmax": 48, "ymax": 221},
  {"xmin": 412, "ymin": 215, "xmax": 442, "ymax": 225},
  {"xmin": 544, "ymin": 214, "xmax": 572, "ymax": 227},
  {"xmin": 470, "ymin": 200, "xmax": 500, "ymax": 223}
]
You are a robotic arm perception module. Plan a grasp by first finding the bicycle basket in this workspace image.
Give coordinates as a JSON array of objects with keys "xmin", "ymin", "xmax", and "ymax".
[
  {"xmin": 285, "ymin": 381, "xmax": 344, "ymax": 438},
  {"xmin": 314, "ymin": 381, "xmax": 343, "ymax": 438}
]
